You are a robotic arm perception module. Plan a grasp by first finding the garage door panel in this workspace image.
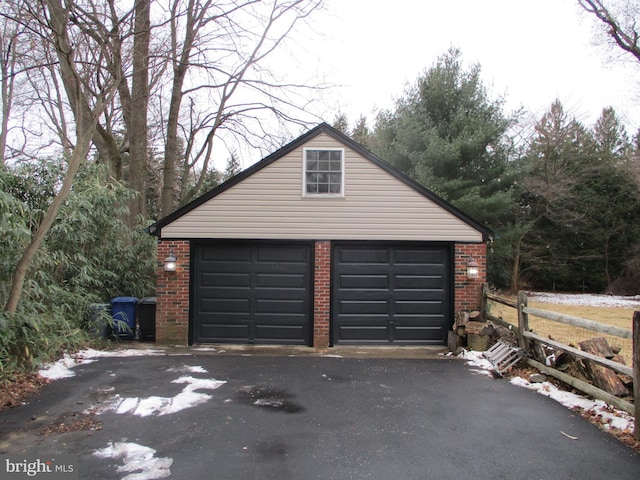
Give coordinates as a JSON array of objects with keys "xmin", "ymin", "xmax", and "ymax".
[
  {"xmin": 394, "ymin": 275, "xmax": 444, "ymax": 290},
  {"xmin": 394, "ymin": 314, "xmax": 446, "ymax": 325},
  {"xmin": 200, "ymin": 272, "xmax": 250, "ymax": 287},
  {"xmin": 201, "ymin": 297, "xmax": 250, "ymax": 313},
  {"xmin": 333, "ymin": 243, "xmax": 450, "ymax": 345},
  {"xmin": 339, "ymin": 274, "xmax": 389, "ymax": 290},
  {"xmin": 394, "ymin": 249, "xmax": 445, "ymax": 264},
  {"xmin": 256, "ymin": 245, "xmax": 308, "ymax": 263},
  {"xmin": 394, "ymin": 326, "xmax": 443, "ymax": 342},
  {"xmin": 193, "ymin": 242, "xmax": 312, "ymax": 345},
  {"xmin": 256, "ymin": 273, "xmax": 307, "ymax": 289},
  {"xmin": 394, "ymin": 300, "xmax": 443, "ymax": 314},
  {"xmin": 339, "ymin": 300, "xmax": 389, "ymax": 315},
  {"xmin": 199, "ymin": 286, "xmax": 251, "ymax": 299},
  {"xmin": 337, "ymin": 247, "xmax": 389, "ymax": 264},
  {"xmin": 338, "ymin": 326, "xmax": 389, "ymax": 342},
  {"xmin": 255, "ymin": 298, "xmax": 307, "ymax": 314},
  {"xmin": 198, "ymin": 322, "xmax": 249, "ymax": 341},
  {"xmin": 255, "ymin": 324, "xmax": 306, "ymax": 342},
  {"xmin": 201, "ymin": 245, "xmax": 251, "ymax": 262}
]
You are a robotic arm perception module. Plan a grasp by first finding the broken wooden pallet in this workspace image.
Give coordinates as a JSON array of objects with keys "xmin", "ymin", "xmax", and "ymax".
[{"xmin": 483, "ymin": 341, "xmax": 523, "ymax": 376}]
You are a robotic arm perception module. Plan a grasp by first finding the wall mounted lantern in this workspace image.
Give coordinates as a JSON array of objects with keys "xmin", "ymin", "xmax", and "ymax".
[
  {"xmin": 164, "ymin": 249, "xmax": 177, "ymax": 272},
  {"xmin": 466, "ymin": 258, "xmax": 479, "ymax": 279}
]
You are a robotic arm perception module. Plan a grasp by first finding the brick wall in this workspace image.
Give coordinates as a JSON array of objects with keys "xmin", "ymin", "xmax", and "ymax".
[
  {"xmin": 313, "ymin": 241, "xmax": 331, "ymax": 348},
  {"xmin": 156, "ymin": 240, "xmax": 190, "ymax": 345},
  {"xmin": 454, "ymin": 243, "xmax": 487, "ymax": 315}
]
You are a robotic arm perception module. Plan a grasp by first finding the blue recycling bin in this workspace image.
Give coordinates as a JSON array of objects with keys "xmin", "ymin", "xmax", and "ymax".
[{"xmin": 111, "ymin": 297, "xmax": 138, "ymax": 339}]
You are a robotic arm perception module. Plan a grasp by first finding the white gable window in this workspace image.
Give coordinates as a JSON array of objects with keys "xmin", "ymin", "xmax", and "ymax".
[{"xmin": 304, "ymin": 148, "xmax": 344, "ymax": 196}]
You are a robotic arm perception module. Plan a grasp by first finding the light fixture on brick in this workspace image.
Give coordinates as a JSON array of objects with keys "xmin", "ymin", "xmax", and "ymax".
[
  {"xmin": 466, "ymin": 257, "xmax": 479, "ymax": 278},
  {"xmin": 164, "ymin": 249, "xmax": 177, "ymax": 272}
]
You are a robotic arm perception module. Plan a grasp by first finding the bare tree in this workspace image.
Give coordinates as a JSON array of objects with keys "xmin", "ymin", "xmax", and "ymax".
[
  {"xmin": 159, "ymin": 0, "xmax": 325, "ymax": 216},
  {"xmin": 0, "ymin": 16, "xmax": 19, "ymax": 166},
  {"xmin": 4, "ymin": 0, "xmax": 120, "ymax": 313},
  {"xmin": 579, "ymin": 0, "xmax": 640, "ymax": 62},
  {"xmin": 3, "ymin": 0, "xmax": 326, "ymax": 223},
  {"xmin": 0, "ymin": 6, "xmax": 52, "ymax": 164}
]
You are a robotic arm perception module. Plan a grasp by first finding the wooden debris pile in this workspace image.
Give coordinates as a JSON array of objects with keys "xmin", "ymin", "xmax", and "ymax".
[
  {"xmin": 551, "ymin": 336, "xmax": 633, "ymax": 399},
  {"xmin": 448, "ymin": 310, "xmax": 518, "ymax": 354}
]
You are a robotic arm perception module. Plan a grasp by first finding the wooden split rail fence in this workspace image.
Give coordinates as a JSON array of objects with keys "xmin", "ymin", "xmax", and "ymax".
[{"xmin": 482, "ymin": 286, "xmax": 639, "ymax": 441}]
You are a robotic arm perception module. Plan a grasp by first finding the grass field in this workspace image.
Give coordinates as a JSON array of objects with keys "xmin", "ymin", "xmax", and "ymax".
[{"xmin": 487, "ymin": 297, "xmax": 635, "ymax": 363}]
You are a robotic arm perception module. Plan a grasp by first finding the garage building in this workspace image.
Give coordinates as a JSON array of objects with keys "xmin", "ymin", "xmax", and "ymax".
[{"xmin": 149, "ymin": 123, "xmax": 492, "ymax": 347}]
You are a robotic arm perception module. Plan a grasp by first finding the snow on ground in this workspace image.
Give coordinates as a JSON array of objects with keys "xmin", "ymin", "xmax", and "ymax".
[
  {"xmin": 38, "ymin": 348, "xmax": 165, "ymax": 380},
  {"xmin": 527, "ymin": 291, "xmax": 640, "ymax": 308},
  {"xmin": 166, "ymin": 365, "xmax": 208, "ymax": 374},
  {"xmin": 459, "ymin": 349, "xmax": 635, "ymax": 434},
  {"xmin": 37, "ymin": 348, "xmax": 226, "ymax": 478},
  {"xmin": 456, "ymin": 349, "xmax": 495, "ymax": 377},
  {"xmin": 38, "ymin": 349, "xmax": 228, "ymax": 417},
  {"xmin": 509, "ymin": 376, "xmax": 634, "ymax": 432},
  {"xmin": 94, "ymin": 441, "xmax": 172, "ymax": 480},
  {"xmin": 97, "ymin": 375, "xmax": 226, "ymax": 417}
]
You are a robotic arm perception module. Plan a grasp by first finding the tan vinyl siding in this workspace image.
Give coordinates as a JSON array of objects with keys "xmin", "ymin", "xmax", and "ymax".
[{"xmin": 161, "ymin": 133, "xmax": 484, "ymax": 242}]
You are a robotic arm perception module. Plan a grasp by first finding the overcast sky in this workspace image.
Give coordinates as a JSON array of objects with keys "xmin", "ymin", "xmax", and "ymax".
[{"xmin": 301, "ymin": 0, "xmax": 639, "ymax": 130}]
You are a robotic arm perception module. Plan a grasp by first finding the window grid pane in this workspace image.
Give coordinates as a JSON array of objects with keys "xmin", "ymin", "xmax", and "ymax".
[{"xmin": 306, "ymin": 149, "xmax": 342, "ymax": 195}]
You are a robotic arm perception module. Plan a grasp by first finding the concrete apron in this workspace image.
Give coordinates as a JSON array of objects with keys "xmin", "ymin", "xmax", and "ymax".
[{"xmin": 118, "ymin": 341, "xmax": 450, "ymax": 359}]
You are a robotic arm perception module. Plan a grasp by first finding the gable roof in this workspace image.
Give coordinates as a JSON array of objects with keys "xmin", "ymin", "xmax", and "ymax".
[{"xmin": 149, "ymin": 123, "xmax": 493, "ymax": 241}]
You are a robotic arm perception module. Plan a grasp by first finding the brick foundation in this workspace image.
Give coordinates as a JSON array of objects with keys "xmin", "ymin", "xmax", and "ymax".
[
  {"xmin": 313, "ymin": 241, "xmax": 331, "ymax": 348},
  {"xmin": 454, "ymin": 243, "xmax": 487, "ymax": 315},
  {"xmin": 155, "ymin": 240, "xmax": 190, "ymax": 345}
]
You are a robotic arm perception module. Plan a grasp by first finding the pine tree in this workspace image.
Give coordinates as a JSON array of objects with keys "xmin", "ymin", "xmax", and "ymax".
[
  {"xmin": 370, "ymin": 48, "xmax": 515, "ymax": 226},
  {"xmin": 223, "ymin": 152, "xmax": 242, "ymax": 181}
]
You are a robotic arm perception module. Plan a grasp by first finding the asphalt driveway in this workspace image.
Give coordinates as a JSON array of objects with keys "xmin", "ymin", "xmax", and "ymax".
[{"xmin": 0, "ymin": 348, "xmax": 638, "ymax": 479}]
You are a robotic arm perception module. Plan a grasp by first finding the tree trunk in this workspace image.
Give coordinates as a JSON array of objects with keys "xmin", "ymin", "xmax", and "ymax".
[
  {"xmin": 510, "ymin": 249, "xmax": 520, "ymax": 292},
  {"xmin": 0, "ymin": 28, "xmax": 16, "ymax": 166},
  {"xmin": 160, "ymin": 1, "xmax": 195, "ymax": 217},
  {"xmin": 161, "ymin": 84, "xmax": 183, "ymax": 217},
  {"xmin": 127, "ymin": 0, "xmax": 151, "ymax": 222}
]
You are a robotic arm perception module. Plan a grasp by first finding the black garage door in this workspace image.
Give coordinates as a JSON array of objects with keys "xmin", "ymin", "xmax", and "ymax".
[
  {"xmin": 193, "ymin": 242, "xmax": 312, "ymax": 345},
  {"xmin": 332, "ymin": 243, "xmax": 451, "ymax": 345}
]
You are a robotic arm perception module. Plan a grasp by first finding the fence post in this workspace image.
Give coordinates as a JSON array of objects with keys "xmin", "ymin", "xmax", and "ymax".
[
  {"xmin": 633, "ymin": 311, "xmax": 639, "ymax": 441},
  {"xmin": 517, "ymin": 291, "xmax": 529, "ymax": 352}
]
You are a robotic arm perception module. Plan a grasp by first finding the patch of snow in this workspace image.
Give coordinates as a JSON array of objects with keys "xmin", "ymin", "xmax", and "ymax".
[
  {"xmin": 37, "ymin": 353, "xmax": 94, "ymax": 380},
  {"xmin": 95, "ymin": 375, "xmax": 226, "ymax": 417},
  {"xmin": 166, "ymin": 365, "xmax": 207, "ymax": 374},
  {"xmin": 458, "ymin": 349, "xmax": 495, "ymax": 377},
  {"xmin": 510, "ymin": 377, "xmax": 634, "ymax": 432},
  {"xmin": 458, "ymin": 349, "xmax": 634, "ymax": 434},
  {"xmin": 38, "ymin": 348, "xmax": 165, "ymax": 380},
  {"xmin": 527, "ymin": 291, "xmax": 640, "ymax": 308},
  {"xmin": 94, "ymin": 441, "xmax": 172, "ymax": 480}
]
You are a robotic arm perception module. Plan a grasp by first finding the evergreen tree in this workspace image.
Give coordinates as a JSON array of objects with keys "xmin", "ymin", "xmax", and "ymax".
[
  {"xmin": 223, "ymin": 152, "xmax": 242, "ymax": 181},
  {"xmin": 351, "ymin": 115, "xmax": 371, "ymax": 148},
  {"xmin": 370, "ymin": 48, "xmax": 515, "ymax": 227},
  {"xmin": 332, "ymin": 113, "xmax": 349, "ymax": 136},
  {"xmin": 521, "ymin": 103, "xmax": 640, "ymax": 292}
]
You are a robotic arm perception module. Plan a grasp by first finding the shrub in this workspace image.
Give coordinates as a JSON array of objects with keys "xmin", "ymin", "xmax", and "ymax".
[{"xmin": 0, "ymin": 160, "xmax": 156, "ymax": 381}]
